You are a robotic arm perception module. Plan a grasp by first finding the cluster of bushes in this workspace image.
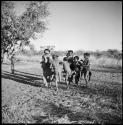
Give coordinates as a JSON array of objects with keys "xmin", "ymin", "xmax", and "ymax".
[
  {"xmin": 19, "ymin": 47, "xmax": 122, "ymax": 60},
  {"xmin": 4, "ymin": 46, "xmax": 120, "ymax": 68},
  {"xmin": 72, "ymin": 49, "xmax": 122, "ymax": 60}
]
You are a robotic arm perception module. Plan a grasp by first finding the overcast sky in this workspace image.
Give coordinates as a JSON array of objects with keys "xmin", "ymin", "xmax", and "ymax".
[{"xmin": 14, "ymin": 1, "xmax": 122, "ymax": 51}]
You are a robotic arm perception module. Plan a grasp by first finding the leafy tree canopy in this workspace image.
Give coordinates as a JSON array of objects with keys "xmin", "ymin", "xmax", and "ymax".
[{"xmin": 1, "ymin": 1, "xmax": 49, "ymax": 57}]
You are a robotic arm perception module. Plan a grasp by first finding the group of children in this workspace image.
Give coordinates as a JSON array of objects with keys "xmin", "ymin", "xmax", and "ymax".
[
  {"xmin": 63, "ymin": 50, "xmax": 91, "ymax": 85},
  {"xmin": 41, "ymin": 49, "xmax": 91, "ymax": 86}
]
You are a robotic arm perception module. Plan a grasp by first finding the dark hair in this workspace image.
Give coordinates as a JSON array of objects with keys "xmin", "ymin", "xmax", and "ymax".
[
  {"xmin": 63, "ymin": 57, "xmax": 68, "ymax": 61},
  {"xmin": 44, "ymin": 49, "xmax": 50, "ymax": 53},
  {"xmin": 74, "ymin": 56, "xmax": 79, "ymax": 60},
  {"xmin": 84, "ymin": 53, "xmax": 90, "ymax": 56},
  {"xmin": 68, "ymin": 50, "xmax": 73, "ymax": 53}
]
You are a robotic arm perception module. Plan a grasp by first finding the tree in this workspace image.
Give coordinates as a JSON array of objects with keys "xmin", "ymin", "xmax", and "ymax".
[
  {"xmin": 1, "ymin": 1, "xmax": 15, "ymax": 63},
  {"xmin": 1, "ymin": 1, "xmax": 49, "ymax": 73},
  {"xmin": 107, "ymin": 49, "xmax": 120, "ymax": 58}
]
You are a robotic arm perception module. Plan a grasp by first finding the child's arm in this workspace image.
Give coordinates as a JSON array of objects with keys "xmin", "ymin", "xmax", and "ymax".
[
  {"xmin": 87, "ymin": 60, "xmax": 90, "ymax": 66},
  {"xmin": 83, "ymin": 60, "xmax": 90, "ymax": 68},
  {"xmin": 81, "ymin": 59, "xmax": 90, "ymax": 68}
]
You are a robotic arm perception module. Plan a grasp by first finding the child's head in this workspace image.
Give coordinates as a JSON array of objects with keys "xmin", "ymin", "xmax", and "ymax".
[
  {"xmin": 74, "ymin": 56, "xmax": 79, "ymax": 62},
  {"xmin": 84, "ymin": 53, "xmax": 90, "ymax": 59},
  {"xmin": 67, "ymin": 50, "xmax": 73, "ymax": 57},
  {"xmin": 44, "ymin": 49, "xmax": 50, "ymax": 55}
]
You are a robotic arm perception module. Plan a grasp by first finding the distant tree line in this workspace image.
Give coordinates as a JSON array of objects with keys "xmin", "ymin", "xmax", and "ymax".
[{"xmin": 19, "ymin": 45, "xmax": 122, "ymax": 60}]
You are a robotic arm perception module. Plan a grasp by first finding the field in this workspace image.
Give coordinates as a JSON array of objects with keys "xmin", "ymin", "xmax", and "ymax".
[{"xmin": 2, "ymin": 58, "xmax": 122, "ymax": 124}]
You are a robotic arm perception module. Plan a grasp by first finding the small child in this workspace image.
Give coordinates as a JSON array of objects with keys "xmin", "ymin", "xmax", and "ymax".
[
  {"xmin": 62, "ymin": 57, "xmax": 72, "ymax": 88},
  {"xmin": 40, "ymin": 49, "xmax": 52, "ymax": 86},
  {"xmin": 51, "ymin": 54, "xmax": 62, "ymax": 81},
  {"xmin": 66, "ymin": 50, "xmax": 74, "ymax": 71},
  {"xmin": 67, "ymin": 50, "xmax": 74, "ymax": 64},
  {"xmin": 80, "ymin": 53, "xmax": 92, "ymax": 85},
  {"xmin": 63, "ymin": 57, "xmax": 71, "ymax": 75},
  {"xmin": 50, "ymin": 54, "xmax": 62, "ymax": 90},
  {"xmin": 82, "ymin": 53, "xmax": 91, "ymax": 71},
  {"xmin": 71, "ymin": 56, "xmax": 82, "ymax": 85}
]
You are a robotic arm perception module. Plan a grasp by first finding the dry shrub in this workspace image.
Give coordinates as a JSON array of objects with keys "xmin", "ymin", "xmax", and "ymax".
[
  {"xmin": 90, "ymin": 55, "xmax": 122, "ymax": 68},
  {"xmin": 4, "ymin": 53, "xmax": 122, "ymax": 68}
]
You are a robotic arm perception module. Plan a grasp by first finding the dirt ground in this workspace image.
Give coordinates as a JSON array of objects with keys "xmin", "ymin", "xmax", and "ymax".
[{"xmin": 2, "ymin": 62, "xmax": 122, "ymax": 124}]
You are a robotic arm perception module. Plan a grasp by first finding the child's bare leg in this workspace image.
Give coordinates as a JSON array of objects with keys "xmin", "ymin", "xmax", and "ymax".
[
  {"xmin": 59, "ymin": 72, "xmax": 61, "ymax": 82},
  {"xmin": 80, "ymin": 72, "xmax": 83, "ymax": 83},
  {"xmin": 43, "ymin": 76, "xmax": 48, "ymax": 87},
  {"xmin": 75, "ymin": 72, "xmax": 80, "ymax": 85},
  {"xmin": 84, "ymin": 72, "xmax": 88, "ymax": 86},
  {"xmin": 55, "ymin": 75, "xmax": 58, "ymax": 91},
  {"xmin": 88, "ymin": 71, "xmax": 92, "ymax": 82},
  {"xmin": 65, "ymin": 73, "xmax": 69, "ymax": 89}
]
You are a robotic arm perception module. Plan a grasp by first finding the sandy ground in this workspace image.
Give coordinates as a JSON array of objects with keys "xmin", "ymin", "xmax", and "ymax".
[{"xmin": 2, "ymin": 62, "xmax": 122, "ymax": 124}]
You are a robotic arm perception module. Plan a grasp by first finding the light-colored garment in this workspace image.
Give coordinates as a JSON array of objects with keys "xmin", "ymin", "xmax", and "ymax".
[
  {"xmin": 51, "ymin": 59, "xmax": 62, "ymax": 74},
  {"xmin": 63, "ymin": 61, "xmax": 71, "ymax": 75}
]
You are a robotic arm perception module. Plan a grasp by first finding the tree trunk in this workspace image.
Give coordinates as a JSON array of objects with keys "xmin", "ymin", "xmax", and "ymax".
[
  {"xmin": 11, "ymin": 54, "xmax": 15, "ymax": 74},
  {"xmin": 1, "ymin": 49, "xmax": 4, "ymax": 64}
]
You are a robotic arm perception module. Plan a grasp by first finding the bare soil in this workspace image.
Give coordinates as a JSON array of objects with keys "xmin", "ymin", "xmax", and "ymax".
[{"xmin": 2, "ymin": 62, "xmax": 122, "ymax": 124}]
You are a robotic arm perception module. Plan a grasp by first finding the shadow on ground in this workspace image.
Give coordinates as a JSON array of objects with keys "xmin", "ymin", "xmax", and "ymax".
[
  {"xmin": 31, "ymin": 99, "xmax": 122, "ymax": 124},
  {"xmin": 31, "ymin": 99, "xmax": 96, "ymax": 124},
  {"xmin": 2, "ymin": 69, "xmax": 122, "ymax": 100},
  {"xmin": 2, "ymin": 70, "xmax": 43, "ymax": 87},
  {"xmin": 77, "ymin": 83, "xmax": 122, "ymax": 102}
]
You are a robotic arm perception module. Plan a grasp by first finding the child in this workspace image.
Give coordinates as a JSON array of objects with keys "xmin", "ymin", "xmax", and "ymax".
[
  {"xmin": 41, "ymin": 49, "xmax": 52, "ymax": 63},
  {"xmin": 40, "ymin": 49, "xmax": 52, "ymax": 87},
  {"xmin": 63, "ymin": 57, "xmax": 72, "ymax": 88},
  {"xmin": 80, "ymin": 53, "xmax": 92, "ymax": 85},
  {"xmin": 66, "ymin": 50, "xmax": 75, "ymax": 71},
  {"xmin": 71, "ymin": 56, "xmax": 82, "ymax": 85},
  {"xmin": 51, "ymin": 54, "xmax": 62, "ymax": 81},
  {"xmin": 67, "ymin": 50, "xmax": 74, "ymax": 64},
  {"xmin": 51, "ymin": 54, "xmax": 62, "ymax": 90}
]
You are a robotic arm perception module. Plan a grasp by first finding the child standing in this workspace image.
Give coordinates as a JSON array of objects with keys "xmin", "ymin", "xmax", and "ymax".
[
  {"xmin": 71, "ymin": 56, "xmax": 82, "ymax": 85},
  {"xmin": 40, "ymin": 49, "xmax": 52, "ymax": 86},
  {"xmin": 80, "ymin": 53, "xmax": 92, "ymax": 85}
]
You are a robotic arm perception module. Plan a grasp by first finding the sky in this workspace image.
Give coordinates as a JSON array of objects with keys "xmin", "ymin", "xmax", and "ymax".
[{"xmin": 14, "ymin": 1, "xmax": 122, "ymax": 51}]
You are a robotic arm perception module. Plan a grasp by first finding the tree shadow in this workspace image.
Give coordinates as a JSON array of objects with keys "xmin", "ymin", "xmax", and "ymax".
[
  {"xmin": 31, "ymin": 99, "xmax": 122, "ymax": 124},
  {"xmin": 31, "ymin": 100, "xmax": 96, "ymax": 124},
  {"xmin": 2, "ymin": 70, "xmax": 44, "ymax": 87},
  {"xmin": 77, "ymin": 82, "xmax": 122, "ymax": 101},
  {"xmin": 14, "ymin": 70, "xmax": 42, "ymax": 77},
  {"xmin": 2, "ymin": 63, "xmax": 10, "ymax": 65}
]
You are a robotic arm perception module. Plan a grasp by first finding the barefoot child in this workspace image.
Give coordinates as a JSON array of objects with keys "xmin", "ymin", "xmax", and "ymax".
[
  {"xmin": 80, "ymin": 53, "xmax": 92, "ymax": 86},
  {"xmin": 40, "ymin": 49, "xmax": 52, "ymax": 87}
]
